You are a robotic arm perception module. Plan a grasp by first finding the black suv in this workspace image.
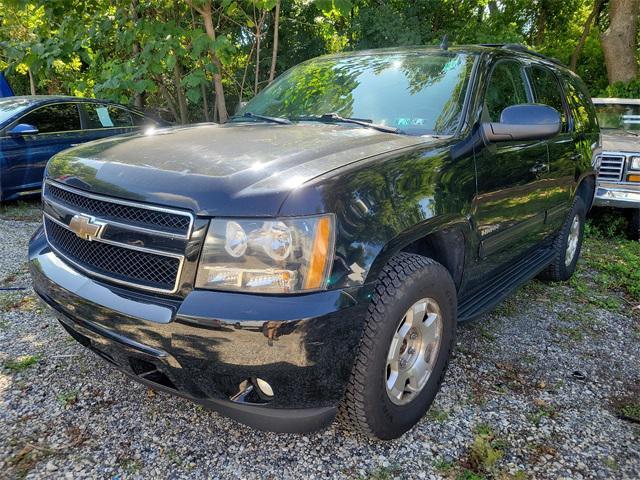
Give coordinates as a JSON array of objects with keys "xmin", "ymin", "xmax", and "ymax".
[{"xmin": 29, "ymin": 45, "xmax": 599, "ymax": 440}]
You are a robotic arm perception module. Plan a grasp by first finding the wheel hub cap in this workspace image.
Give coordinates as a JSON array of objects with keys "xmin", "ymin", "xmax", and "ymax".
[
  {"xmin": 385, "ymin": 298, "xmax": 443, "ymax": 406},
  {"xmin": 565, "ymin": 214, "xmax": 580, "ymax": 267}
]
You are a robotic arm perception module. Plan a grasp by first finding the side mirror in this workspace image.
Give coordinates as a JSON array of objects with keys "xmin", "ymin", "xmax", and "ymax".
[
  {"xmin": 481, "ymin": 104, "xmax": 560, "ymax": 142},
  {"xmin": 8, "ymin": 123, "xmax": 39, "ymax": 136}
]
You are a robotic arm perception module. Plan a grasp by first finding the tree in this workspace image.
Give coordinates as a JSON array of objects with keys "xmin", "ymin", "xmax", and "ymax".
[{"xmin": 600, "ymin": 0, "xmax": 640, "ymax": 83}]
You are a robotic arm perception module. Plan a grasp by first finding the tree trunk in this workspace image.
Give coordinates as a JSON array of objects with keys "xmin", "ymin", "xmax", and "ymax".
[
  {"xmin": 172, "ymin": 62, "xmax": 189, "ymax": 124},
  {"xmin": 197, "ymin": 2, "xmax": 229, "ymax": 123},
  {"xmin": 268, "ymin": 0, "xmax": 280, "ymax": 83},
  {"xmin": 27, "ymin": 68, "xmax": 36, "ymax": 95},
  {"xmin": 201, "ymin": 82, "xmax": 210, "ymax": 121},
  {"xmin": 131, "ymin": 0, "xmax": 145, "ymax": 109},
  {"xmin": 601, "ymin": 0, "xmax": 640, "ymax": 83},
  {"xmin": 570, "ymin": 0, "xmax": 604, "ymax": 71},
  {"xmin": 254, "ymin": 11, "xmax": 267, "ymax": 95}
]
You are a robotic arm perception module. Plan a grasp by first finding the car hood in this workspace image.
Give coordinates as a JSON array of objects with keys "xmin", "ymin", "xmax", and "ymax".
[
  {"xmin": 46, "ymin": 123, "xmax": 431, "ymax": 216},
  {"xmin": 601, "ymin": 132, "xmax": 640, "ymax": 153}
]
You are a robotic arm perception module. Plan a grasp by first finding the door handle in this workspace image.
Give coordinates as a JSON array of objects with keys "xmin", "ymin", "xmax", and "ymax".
[{"xmin": 529, "ymin": 162, "xmax": 549, "ymax": 174}]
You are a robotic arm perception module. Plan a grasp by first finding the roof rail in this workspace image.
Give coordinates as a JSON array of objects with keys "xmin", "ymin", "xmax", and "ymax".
[{"xmin": 480, "ymin": 43, "xmax": 565, "ymax": 66}]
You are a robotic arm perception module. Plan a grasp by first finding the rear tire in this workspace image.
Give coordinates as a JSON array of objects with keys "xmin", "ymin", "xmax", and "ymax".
[
  {"xmin": 338, "ymin": 253, "xmax": 456, "ymax": 440},
  {"xmin": 539, "ymin": 196, "xmax": 586, "ymax": 282}
]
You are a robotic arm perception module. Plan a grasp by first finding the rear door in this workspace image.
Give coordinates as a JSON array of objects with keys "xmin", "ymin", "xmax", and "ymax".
[
  {"xmin": 527, "ymin": 64, "xmax": 575, "ymax": 234},
  {"xmin": 471, "ymin": 59, "xmax": 550, "ymax": 280},
  {"xmin": 0, "ymin": 102, "xmax": 81, "ymax": 198}
]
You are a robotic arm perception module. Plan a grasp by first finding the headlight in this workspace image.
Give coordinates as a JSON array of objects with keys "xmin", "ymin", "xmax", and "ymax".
[
  {"xmin": 630, "ymin": 156, "xmax": 640, "ymax": 171},
  {"xmin": 195, "ymin": 214, "xmax": 335, "ymax": 294}
]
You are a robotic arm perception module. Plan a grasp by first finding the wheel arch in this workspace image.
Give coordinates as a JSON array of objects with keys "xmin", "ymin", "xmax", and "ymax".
[
  {"xmin": 575, "ymin": 173, "xmax": 596, "ymax": 211},
  {"xmin": 363, "ymin": 218, "xmax": 471, "ymax": 292}
]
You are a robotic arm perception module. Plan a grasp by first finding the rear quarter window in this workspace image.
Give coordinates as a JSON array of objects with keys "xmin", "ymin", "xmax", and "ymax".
[{"xmin": 84, "ymin": 104, "xmax": 134, "ymax": 129}]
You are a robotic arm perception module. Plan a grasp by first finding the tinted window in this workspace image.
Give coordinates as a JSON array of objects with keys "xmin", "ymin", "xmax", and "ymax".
[
  {"xmin": 239, "ymin": 52, "xmax": 476, "ymax": 135},
  {"xmin": 84, "ymin": 104, "xmax": 133, "ymax": 128},
  {"xmin": 485, "ymin": 61, "xmax": 529, "ymax": 121},
  {"xmin": 20, "ymin": 103, "xmax": 81, "ymax": 133},
  {"xmin": 562, "ymin": 76, "xmax": 598, "ymax": 132},
  {"xmin": 530, "ymin": 66, "xmax": 567, "ymax": 128}
]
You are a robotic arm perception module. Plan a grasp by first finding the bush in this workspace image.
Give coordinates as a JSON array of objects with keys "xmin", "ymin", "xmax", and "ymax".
[{"xmin": 598, "ymin": 79, "xmax": 640, "ymax": 99}]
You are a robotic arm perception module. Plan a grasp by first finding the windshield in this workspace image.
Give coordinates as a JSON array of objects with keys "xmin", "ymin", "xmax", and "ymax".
[
  {"xmin": 594, "ymin": 103, "xmax": 640, "ymax": 133},
  {"xmin": 239, "ymin": 51, "xmax": 476, "ymax": 136},
  {"xmin": 0, "ymin": 98, "xmax": 34, "ymax": 125}
]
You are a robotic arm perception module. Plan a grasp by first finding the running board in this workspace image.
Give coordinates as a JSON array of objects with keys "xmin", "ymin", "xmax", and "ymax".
[{"xmin": 457, "ymin": 247, "xmax": 554, "ymax": 322}]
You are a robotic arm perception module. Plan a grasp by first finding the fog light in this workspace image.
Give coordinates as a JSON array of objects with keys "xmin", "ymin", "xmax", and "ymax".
[{"xmin": 254, "ymin": 377, "xmax": 274, "ymax": 398}]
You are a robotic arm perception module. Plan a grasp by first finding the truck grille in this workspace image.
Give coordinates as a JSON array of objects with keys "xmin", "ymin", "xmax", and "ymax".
[
  {"xmin": 597, "ymin": 155, "xmax": 625, "ymax": 181},
  {"xmin": 45, "ymin": 183, "xmax": 191, "ymax": 236},
  {"xmin": 42, "ymin": 181, "xmax": 193, "ymax": 294},
  {"xmin": 45, "ymin": 218, "xmax": 180, "ymax": 291}
]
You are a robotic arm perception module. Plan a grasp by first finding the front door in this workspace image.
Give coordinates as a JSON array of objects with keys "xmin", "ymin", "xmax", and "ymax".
[
  {"xmin": 471, "ymin": 59, "xmax": 550, "ymax": 281},
  {"xmin": 0, "ymin": 103, "xmax": 82, "ymax": 199}
]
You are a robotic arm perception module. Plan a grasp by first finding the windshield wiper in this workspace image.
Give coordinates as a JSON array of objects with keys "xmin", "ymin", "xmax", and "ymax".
[
  {"xmin": 231, "ymin": 112, "xmax": 292, "ymax": 125},
  {"xmin": 292, "ymin": 113, "xmax": 402, "ymax": 134}
]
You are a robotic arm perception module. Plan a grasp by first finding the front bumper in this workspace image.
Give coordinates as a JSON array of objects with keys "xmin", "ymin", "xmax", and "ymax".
[
  {"xmin": 29, "ymin": 228, "xmax": 367, "ymax": 433},
  {"xmin": 593, "ymin": 181, "xmax": 640, "ymax": 209}
]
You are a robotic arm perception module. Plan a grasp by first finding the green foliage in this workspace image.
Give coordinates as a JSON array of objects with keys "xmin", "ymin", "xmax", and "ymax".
[
  {"xmin": 0, "ymin": 0, "xmax": 636, "ymax": 124},
  {"xmin": 3, "ymin": 355, "xmax": 40, "ymax": 373},
  {"xmin": 600, "ymin": 79, "xmax": 640, "ymax": 99}
]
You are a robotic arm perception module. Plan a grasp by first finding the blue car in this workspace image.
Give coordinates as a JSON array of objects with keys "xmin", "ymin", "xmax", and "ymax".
[{"xmin": 0, "ymin": 96, "xmax": 162, "ymax": 201}]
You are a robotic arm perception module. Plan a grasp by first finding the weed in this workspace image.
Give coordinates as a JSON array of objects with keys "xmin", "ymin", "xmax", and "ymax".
[
  {"xmin": 433, "ymin": 457, "xmax": 454, "ymax": 474},
  {"xmin": 427, "ymin": 408, "xmax": 450, "ymax": 422},
  {"xmin": 57, "ymin": 390, "xmax": 79, "ymax": 407},
  {"xmin": 3, "ymin": 355, "xmax": 41, "ymax": 373},
  {"xmin": 456, "ymin": 470, "xmax": 485, "ymax": 480},
  {"xmin": 367, "ymin": 464, "xmax": 402, "ymax": 480},
  {"xmin": 527, "ymin": 400, "xmax": 558, "ymax": 426},
  {"xmin": 603, "ymin": 457, "xmax": 619, "ymax": 470},
  {"xmin": 120, "ymin": 458, "xmax": 142, "ymax": 474}
]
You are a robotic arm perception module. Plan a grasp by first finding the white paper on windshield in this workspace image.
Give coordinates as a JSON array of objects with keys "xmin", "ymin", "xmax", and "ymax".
[{"xmin": 96, "ymin": 107, "xmax": 114, "ymax": 127}]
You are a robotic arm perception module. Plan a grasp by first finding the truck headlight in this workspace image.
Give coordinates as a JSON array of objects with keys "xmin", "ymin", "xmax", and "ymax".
[
  {"xmin": 195, "ymin": 215, "xmax": 335, "ymax": 294},
  {"xmin": 630, "ymin": 156, "xmax": 640, "ymax": 171}
]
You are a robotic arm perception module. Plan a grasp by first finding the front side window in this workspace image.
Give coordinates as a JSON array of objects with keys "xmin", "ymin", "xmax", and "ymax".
[
  {"xmin": 485, "ymin": 61, "xmax": 529, "ymax": 122},
  {"xmin": 530, "ymin": 65, "xmax": 567, "ymax": 129},
  {"xmin": 19, "ymin": 103, "xmax": 81, "ymax": 133},
  {"xmin": 84, "ymin": 104, "xmax": 134, "ymax": 129},
  {"xmin": 562, "ymin": 76, "xmax": 598, "ymax": 132},
  {"xmin": 238, "ymin": 52, "xmax": 476, "ymax": 135}
]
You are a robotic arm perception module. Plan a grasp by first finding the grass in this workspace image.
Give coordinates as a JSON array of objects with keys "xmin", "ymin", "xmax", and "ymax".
[
  {"xmin": 0, "ymin": 200, "xmax": 41, "ymax": 222},
  {"xmin": 3, "ymin": 355, "xmax": 41, "ymax": 373}
]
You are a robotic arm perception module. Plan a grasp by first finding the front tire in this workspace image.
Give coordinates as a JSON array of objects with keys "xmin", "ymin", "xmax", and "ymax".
[
  {"xmin": 338, "ymin": 253, "xmax": 456, "ymax": 440},
  {"xmin": 540, "ymin": 196, "xmax": 586, "ymax": 282}
]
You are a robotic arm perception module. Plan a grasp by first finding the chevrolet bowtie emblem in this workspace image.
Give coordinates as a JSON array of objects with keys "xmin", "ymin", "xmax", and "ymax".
[{"xmin": 68, "ymin": 214, "xmax": 105, "ymax": 241}]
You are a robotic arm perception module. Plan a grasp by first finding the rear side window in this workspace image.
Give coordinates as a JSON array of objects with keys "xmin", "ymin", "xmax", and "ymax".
[
  {"xmin": 485, "ymin": 61, "xmax": 529, "ymax": 121},
  {"xmin": 84, "ymin": 104, "xmax": 134, "ymax": 129},
  {"xmin": 529, "ymin": 65, "xmax": 568, "ymax": 130},
  {"xmin": 19, "ymin": 103, "xmax": 81, "ymax": 133}
]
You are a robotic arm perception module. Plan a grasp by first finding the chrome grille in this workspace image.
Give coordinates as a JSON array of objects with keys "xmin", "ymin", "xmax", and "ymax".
[
  {"xmin": 45, "ymin": 218, "xmax": 180, "ymax": 291},
  {"xmin": 597, "ymin": 155, "xmax": 625, "ymax": 181},
  {"xmin": 45, "ymin": 183, "xmax": 192, "ymax": 236},
  {"xmin": 42, "ymin": 180, "xmax": 193, "ymax": 294}
]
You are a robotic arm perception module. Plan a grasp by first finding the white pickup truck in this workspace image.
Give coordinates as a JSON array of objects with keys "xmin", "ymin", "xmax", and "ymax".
[{"xmin": 592, "ymin": 98, "xmax": 640, "ymax": 239}]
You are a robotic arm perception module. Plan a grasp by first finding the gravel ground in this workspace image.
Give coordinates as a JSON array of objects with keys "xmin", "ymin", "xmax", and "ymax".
[{"xmin": 0, "ymin": 202, "xmax": 639, "ymax": 479}]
